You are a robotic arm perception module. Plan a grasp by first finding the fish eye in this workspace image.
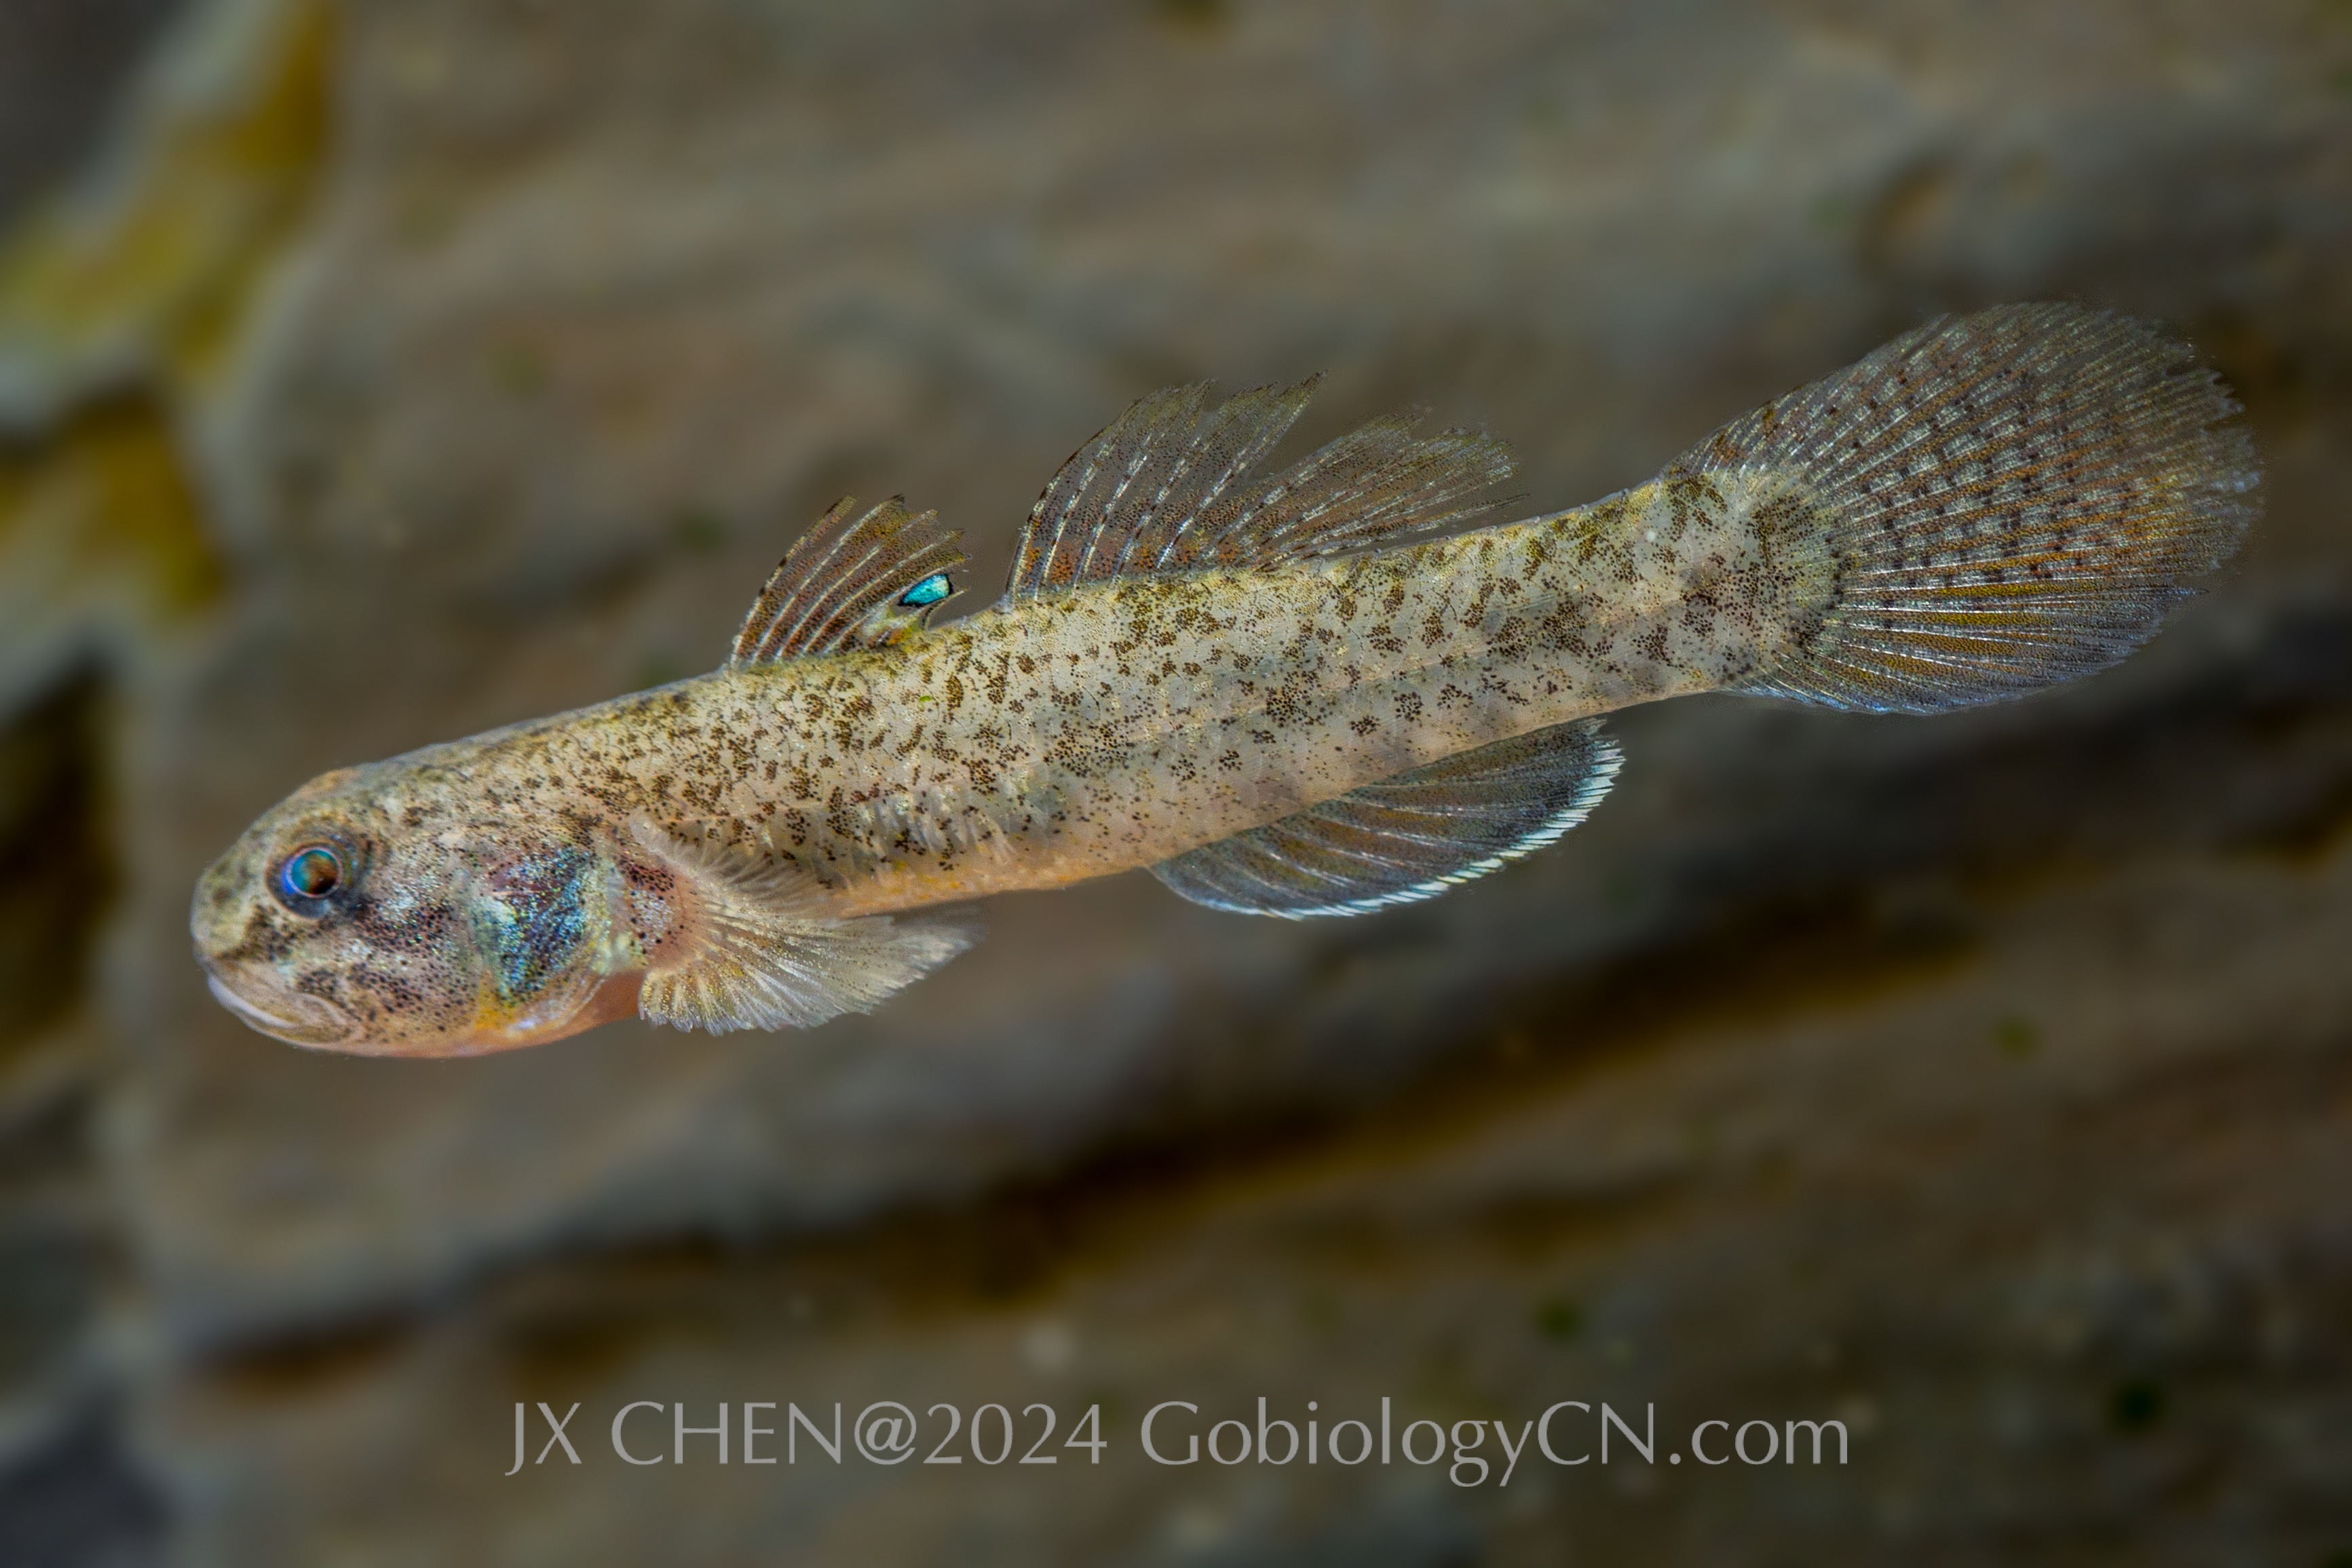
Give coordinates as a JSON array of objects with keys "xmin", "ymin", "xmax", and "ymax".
[
  {"xmin": 273, "ymin": 843, "xmax": 346, "ymax": 911},
  {"xmin": 898, "ymin": 573, "xmax": 951, "ymax": 609}
]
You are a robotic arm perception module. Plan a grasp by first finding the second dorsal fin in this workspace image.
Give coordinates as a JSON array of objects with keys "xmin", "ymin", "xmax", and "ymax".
[
  {"xmin": 1150, "ymin": 719, "xmax": 1620, "ymax": 918},
  {"xmin": 1004, "ymin": 379, "xmax": 1517, "ymax": 599},
  {"xmin": 729, "ymin": 496, "xmax": 967, "ymax": 665}
]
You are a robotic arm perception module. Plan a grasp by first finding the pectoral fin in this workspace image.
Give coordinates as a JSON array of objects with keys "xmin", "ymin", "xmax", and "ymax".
[
  {"xmin": 1150, "ymin": 719, "xmax": 1620, "ymax": 918},
  {"xmin": 626, "ymin": 818, "xmax": 978, "ymax": 1032}
]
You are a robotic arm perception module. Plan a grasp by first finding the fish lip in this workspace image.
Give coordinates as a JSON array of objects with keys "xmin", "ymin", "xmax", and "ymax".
[{"xmin": 203, "ymin": 970, "xmax": 356, "ymax": 1048}]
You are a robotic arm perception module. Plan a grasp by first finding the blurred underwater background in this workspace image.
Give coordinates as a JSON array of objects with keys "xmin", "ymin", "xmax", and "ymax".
[{"xmin": 2, "ymin": 0, "xmax": 2351, "ymax": 1562}]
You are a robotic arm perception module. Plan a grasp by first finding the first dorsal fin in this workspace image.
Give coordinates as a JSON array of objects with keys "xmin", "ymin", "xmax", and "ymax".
[
  {"xmin": 730, "ymin": 496, "xmax": 967, "ymax": 665},
  {"xmin": 1004, "ymin": 378, "xmax": 1517, "ymax": 600},
  {"xmin": 1150, "ymin": 719, "xmax": 1621, "ymax": 918}
]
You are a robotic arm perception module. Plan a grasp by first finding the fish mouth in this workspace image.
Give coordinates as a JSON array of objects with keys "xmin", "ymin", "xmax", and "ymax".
[{"xmin": 202, "ymin": 969, "xmax": 356, "ymax": 1048}]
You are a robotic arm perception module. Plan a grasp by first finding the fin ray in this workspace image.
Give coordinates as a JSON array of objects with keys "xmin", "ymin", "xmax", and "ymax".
[
  {"xmin": 1672, "ymin": 302, "xmax": 2260, "ymax": 712},
  {"xmin": 1151, "ymin": 719, "xmax": 1620, "ymax": 918},
  {"xmin": 1006, "ymin": 379, "xmax": 1517, "ymax": 599},
  {"xmin": 627, "ymin": 818, "xmax": 977, "ymax": 1031},
  {"xmin": 731, "ymin": 496, "xmax": 968, "ymax": 665}
]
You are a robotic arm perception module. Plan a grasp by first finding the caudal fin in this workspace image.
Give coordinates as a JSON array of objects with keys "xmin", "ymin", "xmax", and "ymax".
[{"xmin": 1670, "ymin": 303, "xmax": 2260, "ymax": 713}]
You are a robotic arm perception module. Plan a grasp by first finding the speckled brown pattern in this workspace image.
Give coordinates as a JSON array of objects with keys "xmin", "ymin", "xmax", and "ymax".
[
  {"xmin": 476, "ymin": 466, "xmax": 1827, "ymax": 901},
  {"xmin": 189, "ymin": 303, "xmax": 2255, "ymax": 1054}
]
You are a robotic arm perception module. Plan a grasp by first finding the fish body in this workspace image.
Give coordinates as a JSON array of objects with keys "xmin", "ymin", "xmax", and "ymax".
[
  {"xmin": 193, "ymin": 304, "xmax": 2259, "ymax": 1055},
  {"xmin": 395, "ymin": 472, "xmax": 1812, "ymax": 906}
]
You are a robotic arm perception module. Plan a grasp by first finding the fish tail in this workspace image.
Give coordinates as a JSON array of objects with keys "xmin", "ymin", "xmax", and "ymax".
[{"xmin": 1673, "ymin": 303, "xmax": 2260, "ymax": 713}]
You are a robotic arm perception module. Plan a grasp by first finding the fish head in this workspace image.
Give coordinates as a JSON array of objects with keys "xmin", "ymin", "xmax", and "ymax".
[{"xmin": 190, "ymin": 763, "xmax": 641, "ymax": 1056}]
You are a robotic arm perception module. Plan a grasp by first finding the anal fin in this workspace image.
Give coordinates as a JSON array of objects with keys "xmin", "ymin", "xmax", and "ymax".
[
  {"xmin": 626, "ymin": 818, "xmax": 977, "ymax": 1031},
  {"xmin": 1150, "ymin": 719, "xmax": 1621, "ymax": 918}
]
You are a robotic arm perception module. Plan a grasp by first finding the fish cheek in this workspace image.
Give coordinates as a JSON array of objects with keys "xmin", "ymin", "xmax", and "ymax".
[{"xmin": 335, "ymin": 893, "xmax": 478, "ymax": 1046}]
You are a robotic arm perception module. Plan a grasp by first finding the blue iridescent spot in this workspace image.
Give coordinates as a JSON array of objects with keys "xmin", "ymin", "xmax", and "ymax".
[
  {"xmin": 899, "ymin": 573, "xmax": 951, "ymax": 608},
  {"xmin": 490, "ymin": 847, "xmax": 592, "ymax": 999}
]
